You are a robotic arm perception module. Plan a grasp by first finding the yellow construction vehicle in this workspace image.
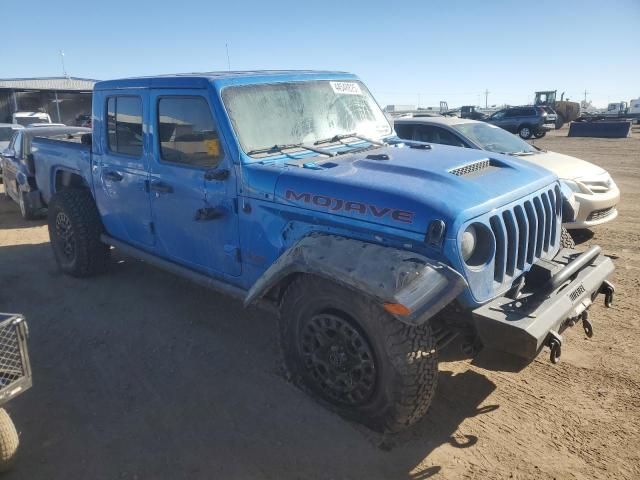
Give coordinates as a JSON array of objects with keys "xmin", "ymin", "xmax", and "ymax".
[{"xmin": 534, "ymin": 90, "xmax": 581, "ymax": 128}]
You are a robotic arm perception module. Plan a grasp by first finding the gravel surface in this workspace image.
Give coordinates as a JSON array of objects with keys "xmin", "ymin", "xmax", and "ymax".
[{"xmin": 0, "ymin": 125, "xmax": 638, "ymax": 479}]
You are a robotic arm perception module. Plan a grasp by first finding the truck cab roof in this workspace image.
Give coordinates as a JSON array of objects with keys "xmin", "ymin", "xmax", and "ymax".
[{"xmin": 94, "ymin": 70, "xmax": 353, "ymax": 91}]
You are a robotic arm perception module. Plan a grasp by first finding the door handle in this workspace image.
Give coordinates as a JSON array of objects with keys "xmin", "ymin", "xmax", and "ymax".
[
  {"xmin": 195, "ymin": 206, "xmax": 225, "ymax": 221},
  {"xmin": 103, "ymin": 170, "xmax": 123, "ymax": 182},
  {"xmin": 204, "ymin": 168, "xmax": 230, "ymax": 181},
  {"xmin": 150, "ymin": 181, "xmax": 173, "ymax": 194}
]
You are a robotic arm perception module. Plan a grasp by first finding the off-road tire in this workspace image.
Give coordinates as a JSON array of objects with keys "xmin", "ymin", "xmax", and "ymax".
[
  {"xmin": 47, "ymin": 189, "xmax": 109, "ymax": 277},
  {"xmin": 555, "ymin": 113, "xmax": 565, "ymax": 129},
  {"xmin": 518, "ymin": 125, "xmax": 533, "ymax": 139},
  {"xmin": 279, "ymin": 275, "xmax": 438, "ymax": 433},
  {"xmin": 561, "ymin": 226, "xmax": 575, "ymax": 248},
  {"xmin": 0, "ymin": 409, "xmax": 19, "ymax": 472}
]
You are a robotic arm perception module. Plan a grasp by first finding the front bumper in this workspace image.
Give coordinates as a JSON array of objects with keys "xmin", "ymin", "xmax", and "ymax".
[
  {"xmin": 473, "ymin": 246, "xmax": 614, "ymax": 359},
  {"xmin": 564, "ymin": 185, "xmax": 621, "ymax": 229}
]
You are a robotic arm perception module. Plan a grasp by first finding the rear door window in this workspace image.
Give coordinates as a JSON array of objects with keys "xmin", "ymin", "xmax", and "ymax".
[
  {"xmin": 413, "ymin": 125, "xmax": 465, "ymax": 147},
  {"xmin": 106, "ymin": 96, "xmax": 143, "ymax": 157},
  {"xmin": 394, "ymin": 123, "xmax": 414, "ymax": 140}
]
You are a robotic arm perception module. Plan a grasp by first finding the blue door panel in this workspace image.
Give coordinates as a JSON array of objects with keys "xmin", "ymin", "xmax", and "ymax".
[
  {"xmin": 148, "ymin": 88, "xmax": 241, "ymax": 276},
  {"xmin": 94, "ymin": 164, "xmax": 153, "ymax": 246},
  {"xmin": 93, "ymin": 89, "xmax": 154, "ymax": 247}
]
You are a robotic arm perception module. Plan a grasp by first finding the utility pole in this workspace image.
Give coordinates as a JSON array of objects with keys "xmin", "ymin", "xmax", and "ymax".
[
  {"xmin": 59, "ymin": 50, "xmax": 68, "ymax": 78},
  {"xmin": 225, "ymin": 43, "xmax": 231, "ymax": 71},
  {"xmin": 484, "ymin": 89, "xmax": 489, "ymax": 108},
  {"xmin": 583, "ymin": 89, "xmax": 589, "ymax": 104}
]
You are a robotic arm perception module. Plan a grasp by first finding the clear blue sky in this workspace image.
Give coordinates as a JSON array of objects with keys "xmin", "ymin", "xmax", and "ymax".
[{"xmin": 2, "ymin": 0, "xmax": 638, "ymax": 108}]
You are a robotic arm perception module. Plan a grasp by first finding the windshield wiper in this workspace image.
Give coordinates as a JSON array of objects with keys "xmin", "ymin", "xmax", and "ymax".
[
  {"xmin": 246, "ymin": 143, "xmax": 336, "ymax": 157},
  {"xmin": 314, "ymin": 132, "xmax": 385, "ymax": 147},
  {"xmin": 509, "ymin": 151, "xmax": 536, "ymax": 156}
]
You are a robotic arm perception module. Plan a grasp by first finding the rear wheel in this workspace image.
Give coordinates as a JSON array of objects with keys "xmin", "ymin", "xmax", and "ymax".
[
  {"xmin": 47, "ymin": 189, "xmax": 109, "ymax": 277},
  {"xmin": 279, "ymin": 275, "xmax": 438, "ymax": 432},
  {"xmin": 533, "ymin": 130, "xmax": 546, "ymax": 139},
  {"xmin": 555, "ymin": 113, "xmax": 565, "ymax": 129},
  {"xmin": 518, "ymin": 125, "xmax": 533, "ymax": 139}
]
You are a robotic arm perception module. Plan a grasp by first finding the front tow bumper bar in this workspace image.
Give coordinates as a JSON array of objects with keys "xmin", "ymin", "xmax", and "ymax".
[{"xmin": 472, "ymin": 247, "xmax": 615, "ymax": 360}]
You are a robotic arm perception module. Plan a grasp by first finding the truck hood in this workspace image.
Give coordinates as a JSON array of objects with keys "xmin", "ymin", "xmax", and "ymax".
[
  {"xmin": 249, "ymin": 143, "xmax": 557, "ymax": 238},
  {"xmin": 527, "ymin": 150, "xmax": 605, "ymax": 181}
]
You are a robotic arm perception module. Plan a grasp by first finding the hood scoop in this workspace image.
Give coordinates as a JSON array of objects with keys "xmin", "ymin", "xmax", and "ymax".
[{"xmin": 450, "ymin": 158, "xmax": 502, "ymax": 178}]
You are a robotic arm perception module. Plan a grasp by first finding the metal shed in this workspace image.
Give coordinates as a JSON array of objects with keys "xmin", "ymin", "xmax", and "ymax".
[{"xmin": 0, "ymin": 77, "xmax": 97, "ymax": 126}]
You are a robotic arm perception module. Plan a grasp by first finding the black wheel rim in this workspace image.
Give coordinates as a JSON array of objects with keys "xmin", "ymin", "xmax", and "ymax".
[
  {"xmin": 299, "ymin": 313, "xmax": 376, "ymax": 406},
  {"xmin": 55, "ymin": 211, "xmax": 75, "ymax": 260}
]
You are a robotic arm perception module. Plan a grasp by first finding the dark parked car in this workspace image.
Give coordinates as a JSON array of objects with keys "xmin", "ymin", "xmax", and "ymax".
[
  {"xmin": 485, "ymin": 106, "xmax": 556, "ymax": 139},
  {"xmin": 459, "ymin": 106, "xmax": 487, "ymax": 120},
  {"xmin": 75, "ymin": 113, "xmax": 92, "ymax": 127},
  {"xmin": 0, "ymin": 123, "xmax": 24, "ymax": 182}
]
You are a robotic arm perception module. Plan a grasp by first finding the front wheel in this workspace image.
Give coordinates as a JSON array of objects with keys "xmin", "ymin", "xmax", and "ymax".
[
  {"xmin": 0, "ymin": 409, "xmax": 19, "ymax": 472},
  {"xmin": 279, "ymin": 276, "xmax": 438, "ymax": 432},
  {"xmin": 518, "ymin": 125, "xmax": 533, "ymax": 139},
  {"xmin": 47, "ymin": 189, "xmax": 110, "ymax": 277}
]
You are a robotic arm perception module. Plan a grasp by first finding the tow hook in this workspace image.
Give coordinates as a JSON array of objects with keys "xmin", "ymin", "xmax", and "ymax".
[
  {"xmin": 547, "ymin": 330, "xmax": 563, "ymax": 364},
  {"xmin": 599, "ymin": 280, "xmax": 615, "ymax": 308},
  {"xmin": 582, "ymin": 311, "xmax": 594, "ymax": 338}
]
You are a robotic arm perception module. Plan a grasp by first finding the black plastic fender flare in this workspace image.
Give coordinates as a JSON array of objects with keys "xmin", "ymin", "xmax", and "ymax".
[{"xmin": 244, "ymin": 233, "xmax": 468, "ymax": 326}]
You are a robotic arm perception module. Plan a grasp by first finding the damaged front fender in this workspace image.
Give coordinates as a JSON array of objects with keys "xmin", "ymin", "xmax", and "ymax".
[{"xmin": 244, "ymin": 233, "xmax": 467, "ymax": 325}]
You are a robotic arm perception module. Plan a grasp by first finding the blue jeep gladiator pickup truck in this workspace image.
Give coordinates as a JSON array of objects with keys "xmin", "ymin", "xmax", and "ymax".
[{"xmin": 32, "ymin": 71, "xmax": 615, "ymax": 432}]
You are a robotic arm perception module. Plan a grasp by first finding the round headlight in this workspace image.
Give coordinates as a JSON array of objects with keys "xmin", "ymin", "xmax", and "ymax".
[
  {"xmin": 460, "ymin": 223, "xmax": 494, "ymax": 267},
  {"xmin": 461, "ymin": 225, "xmax": 477, "ymax": 262}
]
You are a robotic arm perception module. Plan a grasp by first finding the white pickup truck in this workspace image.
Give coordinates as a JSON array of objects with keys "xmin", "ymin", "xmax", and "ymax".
[{"xmin": 12, "ymin": 111, "xmax": 52, "ymax": 127}]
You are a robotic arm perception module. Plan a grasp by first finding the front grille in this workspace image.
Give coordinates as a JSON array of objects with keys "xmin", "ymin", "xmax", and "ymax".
[
  {"xmin": 450, "ymin": 159, "xmax": 491, "ymax": 177},
  {"xmin": 489, "ymin": 185, "xmax": 562, "ymax": 284},
  {"xmin": 587, "ymin": 207, "xmax": 615, "ymax": 221}
]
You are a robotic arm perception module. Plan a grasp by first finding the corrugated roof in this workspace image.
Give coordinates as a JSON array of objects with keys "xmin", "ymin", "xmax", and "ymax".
[{"xmin": 0, "ymin": 77, "xmax": 98, "ymax": 91}]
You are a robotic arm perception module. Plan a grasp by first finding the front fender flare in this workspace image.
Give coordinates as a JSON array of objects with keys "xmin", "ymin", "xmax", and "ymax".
[{"xmin": 244, "ymin": 233, "xmax": 468, "ymax": 325}]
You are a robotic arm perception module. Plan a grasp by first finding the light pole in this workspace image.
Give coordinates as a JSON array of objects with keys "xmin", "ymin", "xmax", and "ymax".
[{"xmin": 59, "ymin": 50, "xmax": 68, "ymax": 78}]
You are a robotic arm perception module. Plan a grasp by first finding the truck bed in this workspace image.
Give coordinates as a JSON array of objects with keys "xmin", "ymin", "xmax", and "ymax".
[{"xmin": 32, "ymin": 136, "xmax": 92, "ymax": 204}]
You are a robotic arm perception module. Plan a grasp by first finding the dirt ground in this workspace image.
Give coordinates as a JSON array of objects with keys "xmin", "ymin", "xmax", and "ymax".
[{"xmin": 0, "ymin": 126, "xmax": 638, "ymax": 480}]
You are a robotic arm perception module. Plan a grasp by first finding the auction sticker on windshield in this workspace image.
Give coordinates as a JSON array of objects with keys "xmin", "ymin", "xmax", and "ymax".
[{"xmin": 330, "ymin": 81, "xmax": 362, "ymax": 95}]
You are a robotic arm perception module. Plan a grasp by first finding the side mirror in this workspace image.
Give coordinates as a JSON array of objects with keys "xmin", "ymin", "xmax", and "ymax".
[
  {"xmin": 2, "ymin": 149, "xmax": 15, "ymax": 159},
  {"xmin": 204, "ymin": 168, "xmax": 230, "ymax": 181}
]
